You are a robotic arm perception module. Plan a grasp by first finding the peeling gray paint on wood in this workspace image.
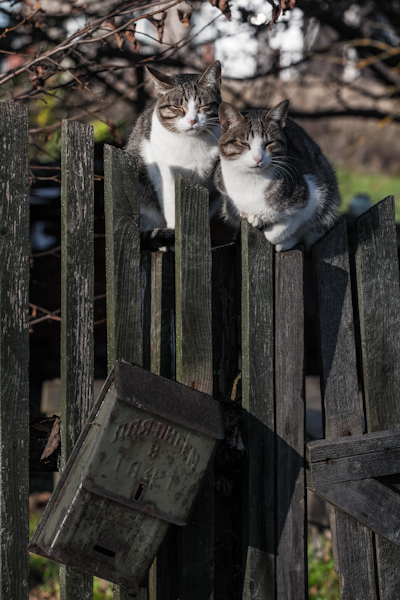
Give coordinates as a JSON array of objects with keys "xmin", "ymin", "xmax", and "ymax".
[
  {"xmin": 0, "ymin": 102, "xmax": 30, "ymax": 600},
  {"xmin": 355, "ymin": 197, "xmax": 400, "ymax": 600},
  {"xmin": 60, "ymin": 119, "xmax": 94, "ymax": 600},
  {"xmin": 241, "ymin": 221, "xmax": 275, "ymax": 600},
  {"xmin": 313, "ymin": 220, "xmax": 376, "ymax": 600}
]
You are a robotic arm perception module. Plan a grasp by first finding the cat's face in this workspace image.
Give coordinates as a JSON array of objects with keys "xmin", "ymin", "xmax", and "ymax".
[
  {"xmin": 218, "ymin": 101, "xmax": 289, "ymax": 173},
  {"xmin": 147, "ymin": 62, "xmax": 221, "ymax": 136}
]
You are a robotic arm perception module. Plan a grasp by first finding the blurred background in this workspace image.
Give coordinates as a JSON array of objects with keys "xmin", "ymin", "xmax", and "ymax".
[{"xmin": 1, "ymin": 1, "xmax": 399, "ymax": 598}]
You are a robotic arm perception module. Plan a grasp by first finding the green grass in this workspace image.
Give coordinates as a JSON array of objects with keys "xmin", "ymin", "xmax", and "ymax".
[
  {"xmin": 336, "ymin": 168, "xmax": 400, "ymax": 220},
  {"xmin": 308, "ymin": 534, "xmax": 339, "ymax": 600},
  {"xmin": 29, "ymin": 515, "xmax": 114, "ymax": 599}
]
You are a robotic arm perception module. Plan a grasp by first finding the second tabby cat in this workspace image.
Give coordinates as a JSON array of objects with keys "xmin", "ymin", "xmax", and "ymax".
[{"xmin": 215, "ymin": 100, "xmax": 340, "ymax": 251}]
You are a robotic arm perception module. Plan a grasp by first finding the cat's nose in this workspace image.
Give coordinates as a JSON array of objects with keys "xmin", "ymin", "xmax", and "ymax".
[
  {"xmin": 188, "ymin": 119, "xmax": 197, "ymax": 127},
  {"xmin": 253, "ymin": 155, "xmax": 262, "ymax": 165}
]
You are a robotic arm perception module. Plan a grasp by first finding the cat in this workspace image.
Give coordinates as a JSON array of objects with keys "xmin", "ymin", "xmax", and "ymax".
[
  {"xmin": 125, "ymin": 61, "xmax": 222, "ymax": 250},
  {"xmin": 214, "ymin": 100, "xmax": 340, "ymax": 251}
]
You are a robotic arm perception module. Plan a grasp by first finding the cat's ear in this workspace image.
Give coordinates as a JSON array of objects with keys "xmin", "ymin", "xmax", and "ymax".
[
  {"xmin": 219, "ymin": 102, "xmax": 245, "ymax": 132},
  {"xmin": 265, "ymin": 100, "xmax": 289, "ymax": 128},
  {"xmin": 146, "ymin": 67, "xmax": 175, "ymax": 93},
  {"xmin": 198, "ymin": 61, "xmax": 221, "ymax": 88}
]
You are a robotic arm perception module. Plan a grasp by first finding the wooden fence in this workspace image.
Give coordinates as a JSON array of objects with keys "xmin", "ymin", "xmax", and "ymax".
[{"xmin": 1, "ymin": 101, "xmax": 400, "ymax": 600}]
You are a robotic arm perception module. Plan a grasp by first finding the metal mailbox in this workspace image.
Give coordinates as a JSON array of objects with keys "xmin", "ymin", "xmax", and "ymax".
[{"xmin": 28, "ymin": 360, "xmax": 224, "ymax": 590}]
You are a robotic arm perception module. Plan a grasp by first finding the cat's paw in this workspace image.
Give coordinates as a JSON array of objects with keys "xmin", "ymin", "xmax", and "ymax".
[
  {"xmin": 275, "ymin": 237, "xmax": 299, "ymax": 252},
  {"xmin": 240, "ymin": 212, "xmax": 262, "ymax": 228},
  {"xmin": 141, "ymin": 228, "xmax": 175, "ymax": 252}
]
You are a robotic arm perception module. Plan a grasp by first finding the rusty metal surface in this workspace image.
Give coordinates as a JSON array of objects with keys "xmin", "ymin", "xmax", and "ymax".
[
  {"xmin": 81, "ymin": 396, "xmax": 218, "ymax": 525},
  {"xmin": 114, "ymin": 361, "xmax": 224, "ymax": 439},
  {"xmin": 28, "ymin": 361, "xmax": 223, "ymax": 588}
]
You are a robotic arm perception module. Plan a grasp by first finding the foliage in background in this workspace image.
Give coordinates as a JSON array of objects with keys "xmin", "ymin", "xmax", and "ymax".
[
  {"xmin": 308, "ymin": 533, "xmax": 339, "ymax": 600},
  {"xmin": 337, "ymin": 168, "xmax": 400, "ymax": 220}
]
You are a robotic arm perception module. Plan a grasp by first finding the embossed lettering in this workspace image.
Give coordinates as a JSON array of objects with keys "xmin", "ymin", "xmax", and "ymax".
[
  {"xmin": 148, "ymin": 443, "xmax": 160, "ymax": 459},
  {"xmin": 126, "ymin": 460, "xmax": 140, "ymax": 478},
  {"xmin": 137, "ymin": 419, "xmax": 154, "ymax": 437},
  {"xmin": 127, "ymin": 419, "xmax": 141, "ymax": 438},
  {"xmin": 154, "ymin": 422, "xmax": 168, "ymax": 439},
  {"xmin": 164, "ymin": 426, "xmax": 176, "ymax": 444},
  {"xmin": 113, "ymin": 455, "xmax": 123, "ymax": 472},
  {"xmin": 186, "ymin": 449, "xmax": 200, "ymax": 472},
  {"xmin": 181, "ymin": 438, "xmax": 192, "ymax": 461}
]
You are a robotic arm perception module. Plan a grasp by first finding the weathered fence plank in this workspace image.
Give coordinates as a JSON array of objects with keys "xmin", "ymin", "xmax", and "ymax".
[
  {"xmin": 147, "ymin": 251, "xmax": 176, "ymax": 600},
  {"xmin": 104, "ymin": 145, "xmax": 141, "ymax": 371},
  {"xmin": 104, "ymin": 145, "xmax": 151, "ymax": 600},
  {"xmin": 174, "ymin": 174, "xmax": 214, "ymax": 600},
  {"xmin": 212, "ymin": 242, "xmax": 239, "ymax": 600},
  {"xmin": 313, "ymin": 220, "xmax": 376, "ymax": 600},
  {"xmin": 275, "ymin": 247, "xmax": 306, "ymax": 600},
  {"xmin": 0, "ymin": 102, "xmax": 30, "ymax": 600},
  {"xmin": 355, "ymin": 197, "xmax": 400, "ymax": 600},
  {"xmin": 307, "ymin": 429, "xmax": 400, "ymax": 485},
  {"xmin": 150, "ymin": 252, "xmax": 175, "ymax": 379},
  {"xmin": 241, "ymin": 222, "xmax": 275, "ymax": 600},
  {"xmin": 59, "ymin": 119, "xmax": 94, "ymax": 600}
]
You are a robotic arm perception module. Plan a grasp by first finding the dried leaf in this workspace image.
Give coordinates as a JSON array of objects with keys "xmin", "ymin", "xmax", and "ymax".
[
  {"xmin": 104, "ymin": 17, "xmax": 116, "ymax": 31},
  {"xmin": 148, "ymin": 11, "xmax": 167, "ymax": 43},
  {"xmin": 115, "ymin": 31, "xmax": 124, "ymax": 50},
  {"xmin": 270, "ymin": 4, "xmax": 281, "ymax": 29},
  {"xmin": 177, "ymin": 7, "xmax": 193, "ymax": 26},
  {"xmin": 40, "ymin": 417, "xmax": 61, "ymax": 460},
  {"xmin": 206, "ymin": 0, "xmax": 231, "ymax": 20},
  {"xmin": 125, "ymin": 25, "xmax": 137, "ymax": 49},
  {"xmin": 281, "ymin": 0, "xmax": 296, "ymax": 12}
]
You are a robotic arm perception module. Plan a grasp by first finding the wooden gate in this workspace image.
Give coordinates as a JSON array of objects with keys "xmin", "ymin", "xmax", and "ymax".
[{"xmin": 1, "ymin": 102, "xmax": 400, "ymax": 600}]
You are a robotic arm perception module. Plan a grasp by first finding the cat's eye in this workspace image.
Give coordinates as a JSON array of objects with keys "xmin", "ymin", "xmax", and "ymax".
[
  {"xmin": 199, "ymin": 103, "xmax": 217, "ymax": 112},
  {"xmin": 235, "ymin": 141, "xmax": 250, "ymax": 149}
]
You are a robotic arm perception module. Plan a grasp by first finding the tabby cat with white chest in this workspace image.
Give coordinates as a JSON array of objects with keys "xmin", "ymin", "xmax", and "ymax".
[
  {"xmin": 126, "ymin": 61, "xmax": 222, "ymax": 250},
  {"xmin": 215, "ymin": 100, "xmax": 340, "ymax": 251}
]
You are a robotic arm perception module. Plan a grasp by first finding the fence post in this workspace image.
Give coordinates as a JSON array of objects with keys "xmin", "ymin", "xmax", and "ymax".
[
  {"xmin": 59, "ymin": 119, "xmax": 94, "ymax": 600},
  {"xmin": 241, "ymin": 221, "xmax": 275, "ymax": 600},
  {"xmin": 0, "ymin": 102, "xmax": 30, "ymax": 600},
  {"xmin": 212, "ymin": 242, "xmax": 239, "ymax": 599},
  {"xmin": 174, "ymin": 174, "xmax": 214, "ymax": 599},
  {"xmin": 104, "ymin": 145, "xmax": 156, "ymax": 600},
  {"xmin": 355, "ymin": 197, "xmax": 400, "ymax": 600},
  {"xmin": 313, "ymin": 220, "xmax": 376, "ymax": 600},
  {"xmin": 275, "ymin": 246, "xmax": 306, "ymax": 600}
]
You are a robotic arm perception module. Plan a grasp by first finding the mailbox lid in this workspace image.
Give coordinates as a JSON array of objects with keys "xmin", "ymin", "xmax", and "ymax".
[
  {"xmin": 81, "ymin": 394, "xmax": 218, "ymax": 525},
  {"xmin": 113, "ymin": 361, "xmax": 224, "ymax": 440}
]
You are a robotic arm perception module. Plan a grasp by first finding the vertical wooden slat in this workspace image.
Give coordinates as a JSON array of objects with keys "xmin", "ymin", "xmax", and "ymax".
[
  {"xmin": 212, "ymin": 243, "xmax": 238, "ymax": 403},
  {"xmin": 150, "ymin": 252, "xmax": 175, "ymax": 379},
  {"xmin": 313, "ymin": 219, "xmax": 376, "ymax": 600},
  {"xmin": 104, "ymin": 145, "xmax": 141, "ymax": 371},
  {"xmin": 275, "ymin": 247, "xmax": 306, "ymax": 600},
  {"xmin": 0, "ymin": 102, "xmax": 30, "ymax": 600},
  {"xmin": 104, "ymin": 145, "xmax": 150, "ymax": 600},
  {"xmin": 59, "ymin": 119, "xmax": 94, "ymax": 600},
  {"xmin": 212, "ymin": 243, "xmax": 239, "ymax": 600},
  {"xmin": 355, "ymin": 197, "xmax": 400, "ymax": 600},
  {"xmin": 146, "ymin": 251, "xmax": 176, "ymax": 600},
  {"xmin": 241, "ymin": 222, "xmax": 275, "ymax": 600},
  {"xmin": 175, "ymin": 174, "xmax": 214, "ymax": 600}
]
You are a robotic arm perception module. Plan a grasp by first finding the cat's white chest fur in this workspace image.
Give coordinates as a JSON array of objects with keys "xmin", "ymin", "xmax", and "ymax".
[
  {"xmin": 221, "ymin": 160, "xmax": 278, "ymax": 223},
  {"xmin": 142, "ymin": 111, "xmax": 219, "ymax": 229}
]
